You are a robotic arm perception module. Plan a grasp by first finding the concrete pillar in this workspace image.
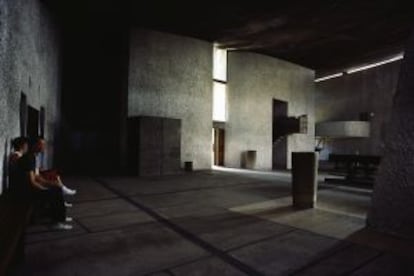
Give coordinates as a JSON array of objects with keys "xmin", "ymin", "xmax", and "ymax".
[
  {"xmin": 292, "ymin": 152, "xmax": 318, "ymax": 208},
  {"xmin": 368, "ymin": 26, "xmax": 414, "ymax": 238}
]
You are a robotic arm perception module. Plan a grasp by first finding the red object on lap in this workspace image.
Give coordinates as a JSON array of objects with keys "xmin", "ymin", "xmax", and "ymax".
[{"xmin": 40, "ymin": 170, "xmax": 59, "ymax": 181}]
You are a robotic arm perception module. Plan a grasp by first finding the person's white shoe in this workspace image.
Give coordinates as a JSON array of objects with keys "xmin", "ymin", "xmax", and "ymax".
[
  {"xmin": 62, "ymin": 186, "xmax": 77, "ymax": 196},
  {"xmin": 64, "ymin": 202, "xmax": 73, "ymax": 208},
  {"xmin": 51, "ymin": 223, "xmax": 73, "ymax": 231},
  {"xmin": 65, "ymin": 217, "xmax": 73, "ymax": 222}
]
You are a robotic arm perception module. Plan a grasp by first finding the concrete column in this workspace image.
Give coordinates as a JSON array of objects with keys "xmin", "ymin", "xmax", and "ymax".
[
  {"xmin": 368, "ymin": 26, "xmax": 414, "ymax": 238},
  {"xmin": 292, "ymin": 152, "xmax": 318, "ymax": 208}
]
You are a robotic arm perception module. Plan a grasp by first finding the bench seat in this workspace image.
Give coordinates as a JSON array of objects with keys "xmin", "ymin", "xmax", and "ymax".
[{"xmin": 0, "ymin": 193, "xmax": 33, "ymax": 275}]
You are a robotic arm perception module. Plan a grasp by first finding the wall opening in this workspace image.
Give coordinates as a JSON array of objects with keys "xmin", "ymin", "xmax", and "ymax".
[
  {"xmin": 272, "ymin": 99, "xmax": 288, "ymax": 170},
  {"xmin": 20, "ymin": 92, "xmax": 27, "ymax": 136},
  {"xmin": 213, "ymin": 46, "xmax": 228, "ymax": 123},
  {"xmin": 27, "ymin": 106, "xmax": 40, "ymax": 139},
  {"xmin": 212, "ymin": 45, "xmax": 228, "ymax": 167},
  {"xmin": 213, "ymin": 46, "xmax": 227, "ymax": 82},
  {"xmin": 213, "ymin": 82, "xmax": 227, "ymax": 122},
  {"xmin": 39, "ymin": 106, "xmax": 46, "ymax": 138},
  {"xmin": 213, "ymin": 127, "xmax": 225, "ymax": 166}
]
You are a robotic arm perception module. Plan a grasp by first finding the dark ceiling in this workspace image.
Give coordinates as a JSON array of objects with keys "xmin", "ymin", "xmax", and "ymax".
[{"xmin": 44, "ymin": 0, "xmax": 413, "ymax": 74}]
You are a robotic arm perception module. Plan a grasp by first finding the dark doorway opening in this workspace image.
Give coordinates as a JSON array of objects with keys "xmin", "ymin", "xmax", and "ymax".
[
  {"xmin": 39, "ymin": 107, "xmax": 46, "ymax": 138},
  {"xmin": 213, "ymin": 128, "xmax": 225, "ymax": 166},
  {"xmin": 27, "ymin": 106, "xmax": 40, "ymax": 139},
  {"xmin": 20, "ymin": 92, "xmax": 27, "ymax": 136},
  {"xmin": 272, "ymin": 99, "xmax": 288, "ymax": 170}
]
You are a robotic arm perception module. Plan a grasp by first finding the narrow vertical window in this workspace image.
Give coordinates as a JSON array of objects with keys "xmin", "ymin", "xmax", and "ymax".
[
  {"xmin": 213, "ymin": 82, "xmax": 226, "ymax": 122},
  {"xmin": 213, "ymin": 46, "xmax": 227, "ymax": 122},
  {"xmin": 213, "ymin": 46, "xmax": 227, "ymax": 82}
]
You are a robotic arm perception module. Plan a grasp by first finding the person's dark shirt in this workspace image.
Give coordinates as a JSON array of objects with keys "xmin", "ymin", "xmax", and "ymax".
[{"xmin": 9, "ymin": 153, "xmax": 36, "ymax": 196}]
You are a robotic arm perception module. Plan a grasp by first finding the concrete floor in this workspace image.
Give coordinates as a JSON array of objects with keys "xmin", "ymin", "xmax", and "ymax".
[{"xmin": 21, "ymin": 169, "xmax": 414, "ymax": 275}]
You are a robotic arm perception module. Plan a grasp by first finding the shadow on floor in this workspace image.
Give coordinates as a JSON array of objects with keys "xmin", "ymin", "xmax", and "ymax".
[{"xmin": 18, "ymin": 171, "xmax": 414, "ymax": 276}]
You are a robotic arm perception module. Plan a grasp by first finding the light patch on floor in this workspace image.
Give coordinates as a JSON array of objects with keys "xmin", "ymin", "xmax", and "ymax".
[{"xmin": 229, "ymin": 196, "xmax": 366, "ymax": 239}]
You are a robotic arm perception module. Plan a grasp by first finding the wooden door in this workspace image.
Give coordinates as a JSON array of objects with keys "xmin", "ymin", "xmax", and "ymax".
[{"xmin": 213, "ymin": 128, "xmax": 225, "ymax": 166}]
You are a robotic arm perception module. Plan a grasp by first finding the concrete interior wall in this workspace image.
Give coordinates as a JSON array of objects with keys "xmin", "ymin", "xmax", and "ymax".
[
  {"xmin": 225, "ymin": 52, "xmax": 315, "ymax": 170},
  {"xmin": 315, "ymin": 61, "xmax": 401, "ymax": 159},
  {"xmin": 0, "ymin": 0, "xmax": 61, "ymax": 193},
  {"xmin": 128, "ymin": 30, "xmax": 213, "ymax": 170},
  {"xmin": 368, "ymin": 28, "xmax": 414, "ymax": 238}
]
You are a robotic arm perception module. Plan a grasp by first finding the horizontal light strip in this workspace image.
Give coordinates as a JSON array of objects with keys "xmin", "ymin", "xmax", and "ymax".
[
  {"xmin": 315, "ymin": 73, "xmax": 344, "ymax": 82},
  {"xmin": 315, "ymin": 53, "xmax": 404, "ymax": 83},
  {"xmin": 346, "ymin": 54, "xmax": 404, "ymax": 74}
]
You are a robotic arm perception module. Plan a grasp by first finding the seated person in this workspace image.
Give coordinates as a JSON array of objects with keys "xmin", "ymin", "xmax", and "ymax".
[
  {"xmin": 32, "ymin": 138, "xmax": 77, "ymax": 197},
  {"xmin": 9, "ymin": 137, "xmax": 74, "ymax": 207},
  {"xmin": 10, "ymin": 136, "xmax": 28, "ymax": 161},
  {"xmin": 18, "ymin": 137, "xmax": 73, "ymax": 230}
]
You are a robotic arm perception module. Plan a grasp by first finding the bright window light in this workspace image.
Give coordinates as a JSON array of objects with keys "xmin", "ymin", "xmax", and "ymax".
[
  {"xmin": 213, "ymin": 82, "xmax": 227, "ymax": 122},
  {"xmin": 213, "ymin": 46, "xmax": 227, "ymax": 82},
  {"xmin": 346, "ymin": 54, "xmax": 404, "ymax": 74},
  {"xmin": 315, "ymin": 73, "xmax": 343, "ymax": 83}
]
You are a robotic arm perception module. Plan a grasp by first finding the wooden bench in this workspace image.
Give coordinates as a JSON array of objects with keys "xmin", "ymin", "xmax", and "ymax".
[
  {"xmin": 0, "ymin": 192, "xmax": 33, "ymax": 275},
  {"xmin": 325, "ymin": 154, "xmax": 381, "ymax": 186}
]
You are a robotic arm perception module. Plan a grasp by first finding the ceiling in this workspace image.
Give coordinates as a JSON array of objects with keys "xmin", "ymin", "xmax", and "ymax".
[{"xmin": 44, "ymin": 0, "xmax": 413, "ymax": 74}]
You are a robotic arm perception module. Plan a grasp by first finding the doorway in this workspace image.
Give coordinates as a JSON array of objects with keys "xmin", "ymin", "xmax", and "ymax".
[
  {"xmin": 20, "ymin": 93, "xmax": 27, "ymax": 136},
  {"xmin": 213, "ymin": 128, "xmax": 225, "ymax": 166},
  {"xmin": 27, "ymin": 106, "xmax": 40, "ymax": 139},
  {"xmin": 272, "ymin": 99, "xmax": 288, "ymax": 170}
]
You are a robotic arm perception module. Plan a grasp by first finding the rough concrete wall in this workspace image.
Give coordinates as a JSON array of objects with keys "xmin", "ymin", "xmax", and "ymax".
[
  {"xmin": 315, "ymin": 62, "xmax": 401, "ymax": 159},
  {"xmin": 226, "ymin": 52, "xmax": 315, "ymax": 170},
  {"xmin": 368, "ymin": 27, "xmax": 414, "ymax": 238},
  {"xmin": 0, "ymin": 0, "xmax": 61, "ymax": 193},
  {"xmin": 128, "ymin": 30, "xmax": 213, "ymax": 170}
]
